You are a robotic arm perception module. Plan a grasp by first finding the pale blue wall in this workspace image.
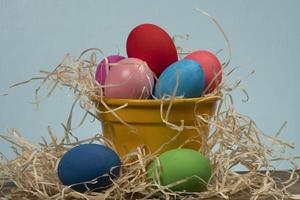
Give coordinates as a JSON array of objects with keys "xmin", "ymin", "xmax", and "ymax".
[{"xmin": 0, "ymin": 0, "xmax": 299, "ymax": 169}]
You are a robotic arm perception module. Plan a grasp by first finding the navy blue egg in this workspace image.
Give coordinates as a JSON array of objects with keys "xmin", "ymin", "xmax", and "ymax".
[
  {"xmin": 57, "ymin": 144, "xmax": 121, "ymax": 193},
  {"xmin": 154, "ymin": 59, "xmax": 205, "ymax": 98}
]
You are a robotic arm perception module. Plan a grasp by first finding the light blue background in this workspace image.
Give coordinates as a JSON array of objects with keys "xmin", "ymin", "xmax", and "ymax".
[{"xmin": 0, "ymin": 0, "xmax": 299, "ymax": 169}]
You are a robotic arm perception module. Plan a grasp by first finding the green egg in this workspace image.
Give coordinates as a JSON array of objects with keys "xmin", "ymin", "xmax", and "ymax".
[{"xmin": 147, "ymin": 149, "xmax": 211, "ymax": 192}]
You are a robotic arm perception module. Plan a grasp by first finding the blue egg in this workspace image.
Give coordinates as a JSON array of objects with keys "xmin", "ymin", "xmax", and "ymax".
[
  {"xmin": 58, "ymin": 144, "xmax": 121, "ymax": 193},
  {"xmin": 154, "ymin": 59, "xmax": 205, "ymax": 98}
]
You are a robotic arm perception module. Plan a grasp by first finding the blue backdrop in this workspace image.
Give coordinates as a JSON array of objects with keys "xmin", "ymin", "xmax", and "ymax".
[{"xmin": 0, "ymin": 0, "xmax": 299, "ymax": 169}]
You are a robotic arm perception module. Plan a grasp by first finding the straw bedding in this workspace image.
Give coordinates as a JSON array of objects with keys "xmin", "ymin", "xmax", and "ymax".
[{"xmin": 1, "ymin": 11, "xmax": 299, "ymax": 200}]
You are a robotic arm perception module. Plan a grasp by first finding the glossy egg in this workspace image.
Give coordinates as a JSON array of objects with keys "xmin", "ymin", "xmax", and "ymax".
[
  {"xmin": 95, "ymin": 55, "xmax": 125, "ymax": 85},
  {"xmin": 57, "ymin": 144, "xmax": 121, "ymax": 193},
  {"xmin": 154, "ymin": 59, "xmax": 205, "ymax": 98},
  {"xmin": 104, "ymin": 58, "xmax": 154, "ymax": 99},
  {"xmin": 184, "ymin": 50, "xmax": 222, "ymax": 93},
  {"xmin": 147, "ymin": 149, "xmax": 212, "ymax": 192},
  {"xmin": 126, "ymin": 23, "xmax": 178, "ymax": 76}
]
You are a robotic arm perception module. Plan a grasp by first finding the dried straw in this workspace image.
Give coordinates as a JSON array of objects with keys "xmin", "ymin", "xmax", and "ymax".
[{"xmin": 1, "ymin": 12, "xmax": 299, "ymax": 200}]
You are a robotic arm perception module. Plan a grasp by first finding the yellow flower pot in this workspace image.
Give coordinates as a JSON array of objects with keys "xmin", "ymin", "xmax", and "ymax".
[{"xmin": 93, "ymin": 95, "xmax": 220, "ymax": 157}]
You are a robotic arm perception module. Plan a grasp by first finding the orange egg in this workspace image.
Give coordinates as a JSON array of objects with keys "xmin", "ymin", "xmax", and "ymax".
[{"xmin": 184, "ymin": 50, "xmax": 222, "ymax": 93}]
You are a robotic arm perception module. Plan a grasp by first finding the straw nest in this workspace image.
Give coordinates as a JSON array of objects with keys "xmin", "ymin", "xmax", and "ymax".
[{"xmin": 1, "ymin": 12, "xmax": 299, "ymax": 200}]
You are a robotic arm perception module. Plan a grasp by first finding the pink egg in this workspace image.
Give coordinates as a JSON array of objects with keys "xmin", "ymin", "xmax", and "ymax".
[
  {"xmin": 104, "ymin": 58, "xmax": 154, "ymax": 99},
  {"xmin": 95, "ymin": 55, "xmax": 125, "ymax": 85}
]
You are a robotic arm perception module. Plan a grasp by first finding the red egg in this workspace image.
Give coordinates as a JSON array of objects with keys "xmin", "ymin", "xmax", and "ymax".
[
  {"xmin": 126, "ymin": 24, "xmax": 178, "ymax": 76},
  {"xmin": 184, "ymin": 50, "xmax": 222, "ymax": 93}
]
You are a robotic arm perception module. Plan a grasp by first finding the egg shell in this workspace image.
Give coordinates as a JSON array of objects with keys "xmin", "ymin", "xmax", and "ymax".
[
  {"xmin": 95, "ymin": 55, "xmax": 125, "ymax": 85},
  {"xmin": 147, "ymin": 149, "xmax": 212, "ymax": 192},
  {"xmin": 58, "ymin": 144, "xmax": 121, "ymax": 193},
  {"xmin": 154, "ymin": 59, "xmax": 205, "ymax": 98},
  {"xmin": 104, "ymin": 58, "xmax": 154, "ymax": 99},
  {"xmin": 126, "ymin": 23, "xmax": 178, "ymax": 76},
  {"xmin": 184, "ymin": 50, "xmax": 222, "ymax": 93}
]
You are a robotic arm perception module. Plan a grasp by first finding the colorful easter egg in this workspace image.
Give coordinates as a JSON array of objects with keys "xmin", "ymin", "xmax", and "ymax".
[
  {"xmin": 58, "ymin": 144, "xmax": 121, "ymax": 193},
  {"xmin": 184, "ymin": 50, "xmax": 222, "ymax": 93},
  {"xmin": 126, "ymin": 24, "xmax": 178, "ymax": 76},
  {"xmin": 104, "ymin": 58, "xmax": 154, "ymax": 99},
  {"xmin": 147, "ymin": 149, "xmax": 212, "ymax": 192},
  {"xmin": 154, "ymin": 59, "xmax": 205, "ymax": 98},
  {"xmin": 95, "ymin": 55, "xmax": 125, "ymax": 85}
]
